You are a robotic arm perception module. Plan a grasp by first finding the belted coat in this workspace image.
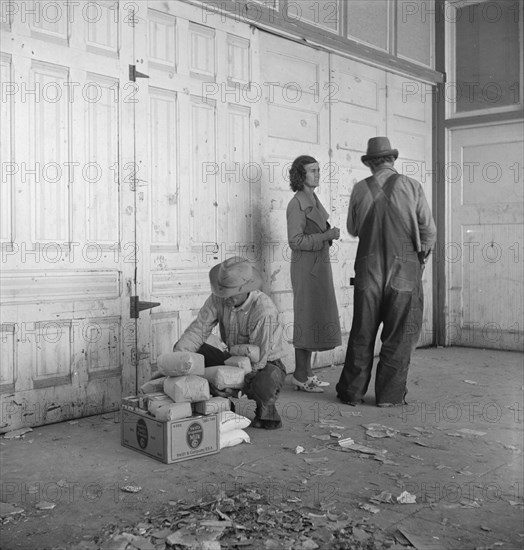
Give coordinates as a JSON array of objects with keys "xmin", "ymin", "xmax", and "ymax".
[{"xmin": 286, "ymin": 190, "xmax": 341, "ymax": 351}]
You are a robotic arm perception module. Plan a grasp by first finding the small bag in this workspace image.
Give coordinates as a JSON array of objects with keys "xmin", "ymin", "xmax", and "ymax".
[
  {"xmin": 229, "ymin": 344, "xmax": 260, "ymax": 363},
  {"xmin": 157, "ymin": 352, "xmax": 205, "ymax": 377},
  {"xmin": 163, "ymin": 375, "xmax": 210, "ymax": 403},
  {"xmin": 224, "ymin": 356, "xmax": 252, "ymax": 373},
  {"xmin": 203, "ymin": 366, "xmax": 245, "ymax": 390}
]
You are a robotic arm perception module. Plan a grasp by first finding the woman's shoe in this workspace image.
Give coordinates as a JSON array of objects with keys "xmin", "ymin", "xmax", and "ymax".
[
  {"xmin": 291, "ymin": 377, "xmax": 324, "ymax": 393},
  {"xmin": 308, "ymin": 375, "xmax": 330, "ymax": 388}
]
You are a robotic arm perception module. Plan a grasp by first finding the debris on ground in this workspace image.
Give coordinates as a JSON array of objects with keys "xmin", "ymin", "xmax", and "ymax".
[
  {"xmin": 90, "ymin": 484, "xmax": 401, "ymax": 549},
  {"xmin": 0, "ymin": 502, "xmax": 24, "ymax": 518},
  {"xmin": 363, "ymin": 424, "xmax": 399, "ymax": 438},
  {"xmin": 35, "ymin": 501, "xmax": 57, "ymax": 510},
  {"xmin": 396, "ymin": 491, "xmax": 417, "ymax": 504},
  {"xmin": 120, "ymin": 485, "xmax": 143, "ymax": 493},
  {"xmin": 3, "ymin": 427, "xmax": 33, "ymax": 439},
  {"xmin": 339, "ymin": 410, "xmax": 362, "ymax": 417}
]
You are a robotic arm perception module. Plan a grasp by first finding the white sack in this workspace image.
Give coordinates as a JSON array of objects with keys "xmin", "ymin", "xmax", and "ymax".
[
  {"xmin": 203, "ymin": 366, "xmax": 245, "ymax": 390},
  {"xmin": 224, "ymin": 356, "xmax": 252, "ymax": 373},
  {"xmin": 218, "ymin": 410, "xmax": 251, "ymax": 433},
  {"xmin": 157, "ymin": 352, "xmax": 205, "ymax": 377},
  {"xmin": 229, "ymin": 344, "xmax": 260, "ymax": 364},
  {"xmin": 220, "ymin": 428, "xmax": 251, "ymax": 449},
  {"xmin": 164, "ymin": 375, "xmax": 210, "ymax": 403}
]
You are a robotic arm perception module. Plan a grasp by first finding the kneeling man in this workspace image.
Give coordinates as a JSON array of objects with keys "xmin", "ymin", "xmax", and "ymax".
[{"xmin": 173, "ymin": 257, "xmax": 286, "ymax": 429}]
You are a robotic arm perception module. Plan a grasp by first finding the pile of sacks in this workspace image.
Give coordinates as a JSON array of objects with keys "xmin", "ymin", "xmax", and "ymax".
[{"xmin": 139, "ymin": 346, "xmax": 260, "ymax": 448}]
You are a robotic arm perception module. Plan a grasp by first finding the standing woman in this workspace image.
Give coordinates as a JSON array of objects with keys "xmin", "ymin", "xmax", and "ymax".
[{"xmin": 287, "ymin": 155, "xmax": 342, "ymax": 392}]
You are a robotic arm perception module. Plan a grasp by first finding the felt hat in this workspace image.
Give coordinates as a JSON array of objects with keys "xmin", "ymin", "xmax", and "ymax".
[
  {"xmin": 361, "ymin": 137, "xmax": 399, "ymax": 164},
  {"xmin": 209, "ymin": 257, "xmax": 263, "ymax": 298}
]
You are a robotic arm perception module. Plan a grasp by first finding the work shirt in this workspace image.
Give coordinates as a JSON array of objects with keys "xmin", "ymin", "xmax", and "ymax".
[
  {"xmin": 347, "ymin": 167, "xmax": 436, "ymax": 253},
  {"xmin": 174, "ymin": 290, "xmax": 284, "ymax": 371}
]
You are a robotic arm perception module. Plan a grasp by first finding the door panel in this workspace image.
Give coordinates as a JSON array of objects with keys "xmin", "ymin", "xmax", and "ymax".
[
  {"xmin": 448, "ymin": 122, "xmax": 524, "ymax": 350},
  {"xmin": 260, "ymin": 33, "xmax": 340, "ymax": 370},
  {"xmin": 0, "ymin": 1, "xmax": 136, "ymax": 432},
  {"xmin": 133, "ymin": 2, "xmax": 262, "ymax": 385}
]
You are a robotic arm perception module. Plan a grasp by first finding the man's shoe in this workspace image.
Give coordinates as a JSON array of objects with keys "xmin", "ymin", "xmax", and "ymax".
[
  {"xmin": 262, "ymin": 419, "xmax": 282, "ymax": 430},
  {"xmin": 337, "ymin": 395, "xmax": 364, "ymax": 406},
  {"xmin": 250, "ymin": 417, "xmax": 282, "ymax": 429},
  {"xmin": 250, "ymin": 417, "xmax": 264, "ymax": 428}
]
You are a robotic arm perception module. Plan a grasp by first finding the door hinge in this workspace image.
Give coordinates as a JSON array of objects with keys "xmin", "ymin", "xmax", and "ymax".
[
  {"xmin": 131, "ymin": 348, "xmax": 150, "ymax": 366},
  {"xmin": 130, "ymin": 296, "xmax": 160, "ymax": 318},
  {"xmin": 129, "ymin": 65, "xmax": 150, "ymax": 82}
]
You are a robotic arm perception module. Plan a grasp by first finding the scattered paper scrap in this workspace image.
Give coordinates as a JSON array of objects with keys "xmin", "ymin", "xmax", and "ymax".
[
  {"xmin": 373, "ymin": 455, "xmax": 399, "ymax": 465},
  {"xmin": 339, "ymin": 410, "xmax": 362, "ymax": 417},
  {"xmin": 398, "ymin": 527, "xmax": 445, "ymax": 549},
  {"xmin": 363, "ymin": 423, "xmax": 398, "ymax": 438},
  {"xmin": 303, "ymin": 457, "xmax": 328, "ymax": 464},
  {"xmin": 311, "ymin": 434, "xmax": 331, "ymax": 441},
  {"xmin": 311, "ymin": 468, "xmax": 335, "ymax": 477},
  {"xmin": 0, "ymin": 502, "xmax": 24, "ymax": 517},
  {"xmin": 35, "ymin": 501, "xmax": 56, "ymax": 510},
  {"xmin": 370, "ymin": 491, "xmax": 394, "ymax": 504},
  {"xmin": 397, "ymin": 491, "xmax": 417, "ymax": 504},
  {"xmin": 120, "ymin": 485, "xmax": 142, "ymax": 493},
  {"xmin": 457, "ymin": 428, "xmax": 486, "ymax": 437},
  {"xmin": 3, "ymin": 428, "xmax": 33, "ymax": 439},
  {"xmin": 463, "ymin": 380, "xmax": 478, "ymax": 385},
  {"xmin": 360, "ymin": 503, "xmax": 380, "ymax": 514},
  {"xmin": 295, "ymin": 446, "xmax": 305, "ymax": 454},
  {"xmin": 335, "ymin": 438, "xmax": 389, "ymax": 456}
]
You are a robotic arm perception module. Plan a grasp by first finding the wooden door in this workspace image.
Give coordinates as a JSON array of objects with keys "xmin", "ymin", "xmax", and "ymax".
[
  {"xmin": 0, "ymin": 0, "xmax": 136, "ymax": 432},
  {"xmin": 447, "ymin": 122, "xmax": 523, "ymax": 350},
  {"xmin": 132, "ymin": 1, "xmax": 263, "ymax": 385}
]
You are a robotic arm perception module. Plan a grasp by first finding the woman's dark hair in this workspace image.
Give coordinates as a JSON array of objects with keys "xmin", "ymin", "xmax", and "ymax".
[{"xmin": 289, "ymin": 155, "xmax": 318, "ymax": 192}]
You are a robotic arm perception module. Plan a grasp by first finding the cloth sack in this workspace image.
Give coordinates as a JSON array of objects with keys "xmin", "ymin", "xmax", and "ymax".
[
  {"xmin": 220, "ymin": 428, "xmax": 251, "ymax": 449},
  {"xmin": 224, "ymin": 356, "xmax": 252, "ymax": 373},
  {"xmin": 229, "ymin": 344, "xmax": 260, "ymax": 363},
  {"xmin": 163, "ymin": 375, "xmax": 210, "ymax": 403},
  {"xmin": 157, "ymin": 352, "xmax": 205, "ymax": 377},
  {"xmin": 193, "ymin": 397, "xmax": 231, "ymax": 416},
  {"xmin": 203, "ymin": 366, "xmax": 245, "ymax": 390},
  {"xmin": 218, "ymin": 410, "xmax": 251, "ymax": 433}
]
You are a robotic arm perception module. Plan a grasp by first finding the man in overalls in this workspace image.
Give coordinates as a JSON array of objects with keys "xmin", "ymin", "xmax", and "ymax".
[{"xmin": 336, "ymin": 137, "xmax": 437, "ymax": 407}]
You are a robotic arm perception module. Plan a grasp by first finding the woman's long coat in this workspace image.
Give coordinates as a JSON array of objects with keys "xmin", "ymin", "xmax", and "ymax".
[{"xmin": 286, "ymin": 190, "xmax": 341, "ymax": 351}]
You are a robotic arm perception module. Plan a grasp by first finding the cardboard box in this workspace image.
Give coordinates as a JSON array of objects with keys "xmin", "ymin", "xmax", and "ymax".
[{"xmin": 121, "ymin": 408, "xmax": 219, "ymax": 464}]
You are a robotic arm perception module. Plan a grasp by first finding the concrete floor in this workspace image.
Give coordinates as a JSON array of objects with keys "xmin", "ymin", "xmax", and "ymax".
[{"xmin": 1, "ymin": 347, "xmax": 523, "ymax": 550}]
